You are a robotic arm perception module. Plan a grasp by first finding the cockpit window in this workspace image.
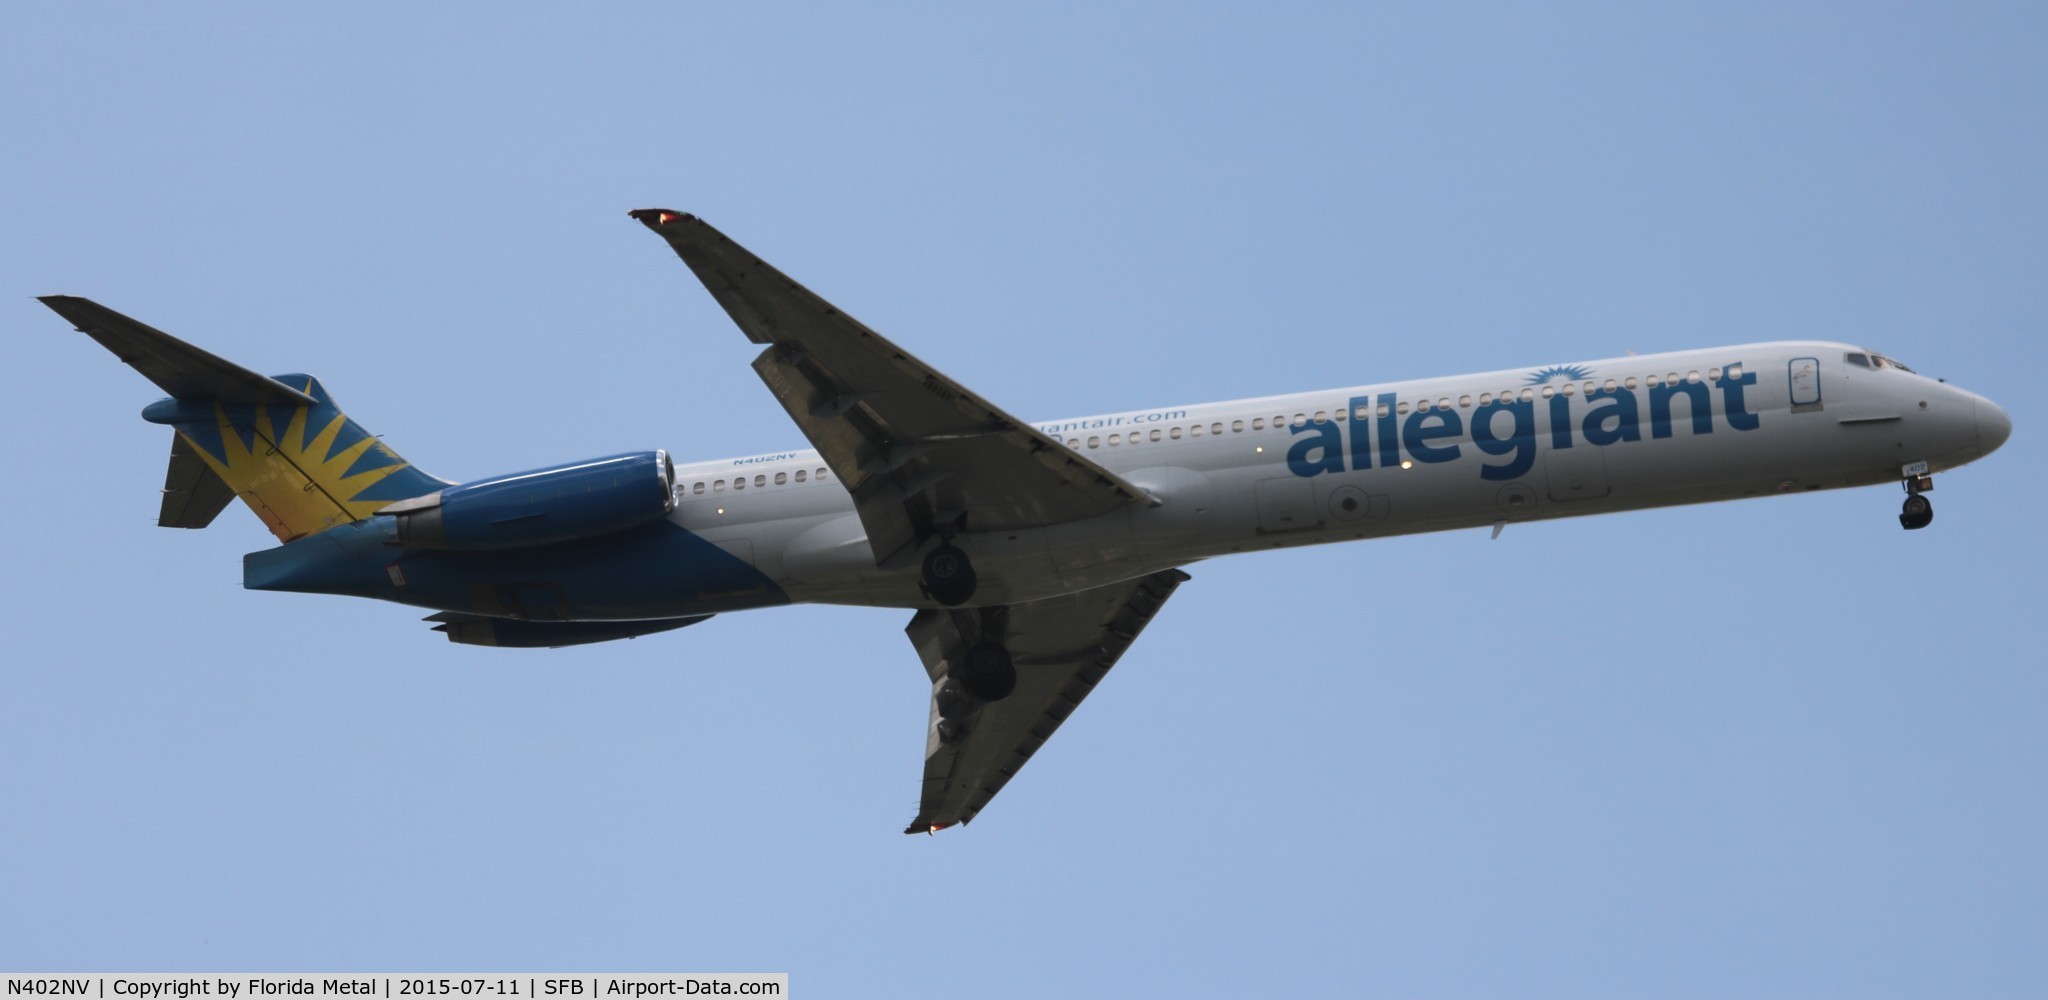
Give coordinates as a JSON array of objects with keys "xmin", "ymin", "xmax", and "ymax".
[
  {"xmin": 1846, "ymin": 352, "xmax": 1871, "ymax": 368},
  {"xmin": 1872, "ymin": 353, "xmax": 1916, "ymax": 373}
]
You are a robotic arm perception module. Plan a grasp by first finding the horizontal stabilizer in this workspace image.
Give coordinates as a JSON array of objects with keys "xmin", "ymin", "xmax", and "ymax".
[
  {"xmin": 159, "ymin": 432, "xmax": 236, "ymax": 528},
  {"xmin": 425, "ymin": 612, "xmax": 715, "ymax": 648},
  {"xmin": 38, "ymin": 295, "xmax": 315, "ymax": 404}
]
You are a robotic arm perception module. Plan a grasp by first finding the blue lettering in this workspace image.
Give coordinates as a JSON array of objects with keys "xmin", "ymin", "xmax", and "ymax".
[
  {"xmin": 1548, "ymin": 390, "xmax": 1573, "ymax": 449},
  {"xmin": 1375, "ymin": 393, "xmax": 1400, "ymax": 471},
  {"xmin": 1402, "ymin": 408, "xmax": 1463, "ymax": 464},
  {"xmin": 1347, "ymin": 395, "xmax": 1373, "ymax": 471},
  {"xmin": 1287, "ymin": 419, "xmax": 1345, "ymax": 477},
  {"xmin": 1649, "ymin": 379, "xmax": 1713, "ymax": 438},
  {"xmin": 1472, "ymin": 398, "xmax": 1536, "ymax": 481},
  {"xmin": 1580, "ymin": 388, "xmax": 1641, "ymax": 446},
  {"xmin": 1279, "ymin": 365, "xmax": 1761, "ymax": 483},
  {"xmin": 1719, "ymin": 368, "xmax": 1760, "ymax": 430}
]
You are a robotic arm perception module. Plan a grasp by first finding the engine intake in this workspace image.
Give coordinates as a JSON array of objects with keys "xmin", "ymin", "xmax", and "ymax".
[{"xmin": 387, "ymin": 450, "xmax": 675, "ymax": 551}]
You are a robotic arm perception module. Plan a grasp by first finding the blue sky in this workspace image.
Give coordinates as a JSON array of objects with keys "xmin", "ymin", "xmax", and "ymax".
[{"xmin": 3, "ymin": 3, "xmax": 2043, "ymax": 995}]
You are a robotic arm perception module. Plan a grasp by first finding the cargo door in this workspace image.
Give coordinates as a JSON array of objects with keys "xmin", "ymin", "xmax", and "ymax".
[
  {"xmin": 1255, "ymin": 478, "xmax": 1320, "ymax": 534},
  {"xmin": 1544, "ymin": 445, "xmax": 1610, "ymax": 502}
]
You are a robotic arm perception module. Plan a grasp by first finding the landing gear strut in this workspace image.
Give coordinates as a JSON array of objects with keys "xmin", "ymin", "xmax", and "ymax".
[
  {"xmin": 922, "ymin": 543, "xmax": 978, "ymax": 606},
  {"xmin": 1899, "ymin": 473, "xmax": 1934, "ymax": 531}
]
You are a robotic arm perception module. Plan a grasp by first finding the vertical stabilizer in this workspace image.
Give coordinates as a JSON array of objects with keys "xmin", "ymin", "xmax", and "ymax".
[{"xmin": 41, "ymin": 296, "xmax": 448, "ymax": 541}]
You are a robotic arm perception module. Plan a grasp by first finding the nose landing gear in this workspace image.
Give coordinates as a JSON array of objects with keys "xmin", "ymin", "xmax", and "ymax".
[{"xmin": 1899, "ymin": 464, "xmax": 1934, "ymax": 530}]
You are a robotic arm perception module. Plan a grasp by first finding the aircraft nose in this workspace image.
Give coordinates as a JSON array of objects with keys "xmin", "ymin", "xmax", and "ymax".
[{"xmin": 1976, "ymin": 397, "xmax": 2012, "ymax": 457}]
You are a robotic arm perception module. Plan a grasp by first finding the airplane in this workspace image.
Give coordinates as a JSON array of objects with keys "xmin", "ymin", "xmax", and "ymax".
[{"xmin": 40, "ymin": 209, "xmax": 2013, "ymax": 834}]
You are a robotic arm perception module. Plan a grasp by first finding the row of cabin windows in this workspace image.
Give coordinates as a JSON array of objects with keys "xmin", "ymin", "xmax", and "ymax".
[
  {"xmin": 687, "ymin": 466, "xmax": 832, "ymax": 496},
  {"xmin": 1065, "ymin": 365, "xmax": 1747, "ymax": 451}
]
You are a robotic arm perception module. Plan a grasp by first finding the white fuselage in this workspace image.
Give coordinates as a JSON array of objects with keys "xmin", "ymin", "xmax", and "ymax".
[{"xmin": 662, "ymin": 341, "xmax": 2006, "ymax": 611}]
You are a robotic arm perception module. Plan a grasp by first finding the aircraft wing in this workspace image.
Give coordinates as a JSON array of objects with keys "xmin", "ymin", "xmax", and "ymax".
[
  {"xmin": 903, "ymin": 568, "xmax": 1190, "ymax": 833},
  {"xmin": 631, "ymin": 210, "xmax": 1153, "ymax": 568}
]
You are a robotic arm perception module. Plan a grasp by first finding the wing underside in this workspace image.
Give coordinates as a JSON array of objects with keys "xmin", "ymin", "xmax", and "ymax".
[{"xmin": 904, "ymin": 568, "xmax": 1191, "ymax": 833}]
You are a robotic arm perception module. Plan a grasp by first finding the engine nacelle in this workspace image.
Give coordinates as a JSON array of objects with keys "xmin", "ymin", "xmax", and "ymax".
[{"xmin": 386, "ymin": 450, "xmax": 675, "ymax": 551}]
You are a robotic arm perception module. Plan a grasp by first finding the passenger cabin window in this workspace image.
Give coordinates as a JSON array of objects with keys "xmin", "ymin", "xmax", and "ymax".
[
  {"xmin": 1479, "ymin": 393, "xmax": 1493, "ymax": 405},
  {"xmin": 1212, "ymin": 422, "xmax": 1225, "ymax": 434},
  {"xmin": 693, "ymin": 481, "xmax": 705, "ymax": 495},
  {"xmin": 1170, "ymin": 427, "xmax": 1183, "ymax": 440},
  {"xmin": 1727, "ymin": 364, "xmax": 1743, "ymax": 379},
  {"xmin": 817, "ymin": 468, "xmax": 830, "ymax": 480},
  {"xmin": 1087, "ymin": 436, "xmax": 1100, "ymax": 448},
  {"xmin": 733, "ymin": 478, "xmax": 745, "ymax": 490},
  {"xmin": 1190, "ymin": 424, "xmax": 1205, "ymax": 437},
  {"xmin": 794, "ymin": 470, "xmax": 806, "ymax": 483},
  {"xmin": 1625, "ymin": 377, "xmax": 1638, "ymax": 390},
  {"xmin": 1459, "ymin": 395, "xmax": 1472, "ymax": 408},
  {"xmin": 714, "ymin": 480, "xmax": 726, "ymax": 492},
  {"xmin": 1149, "ymin": 429, "xmax": 1162, "ymax": 442},
  {"xmin": 1108, "ymin": 433, "xmax": 1120, "ymax": 446},
  {"xmin": 774, "ymin": 472, "xmax": 787, "ymax": 485},
  {"xmin": 1416, "ymin": 399, "xmax": 1431, "ymax": 413},
  {"xmin": 1252, "ymin": 417, "xmax": 1265, "ymax": 431},
  {"xmin": 754, "ymin": 475, "xmax": 765, "ymax": 487},
  {"xmin": 1232, "ymin": 419, "xmax": 1244, "ymax": 433}
]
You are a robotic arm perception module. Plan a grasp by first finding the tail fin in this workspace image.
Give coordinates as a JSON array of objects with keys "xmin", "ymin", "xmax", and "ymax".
[{"xmin": 41, "ymin": 296, "xmax": 447, "ymax": 542}]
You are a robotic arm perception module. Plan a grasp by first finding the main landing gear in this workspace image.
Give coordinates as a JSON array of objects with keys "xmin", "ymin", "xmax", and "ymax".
[
  {"xmin": 934, "ymin": 621, "xmax": 1017, "ymax": 747},
  {"xmin": 922, "ymin": 543, "xmax": 978, "ymax": 606},
  {"xmin": 1899, "ymin": 469, "xmax": 1934, "ymax": 531},
  {"xmin": 956, "ymin": 641, "xmax": 1016, "ymax": 702}
]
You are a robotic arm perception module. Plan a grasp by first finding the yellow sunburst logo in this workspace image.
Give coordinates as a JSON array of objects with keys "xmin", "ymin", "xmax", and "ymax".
[{"xmin": 181, "ymin": 400, "xmax": 421, "ymax": 542}]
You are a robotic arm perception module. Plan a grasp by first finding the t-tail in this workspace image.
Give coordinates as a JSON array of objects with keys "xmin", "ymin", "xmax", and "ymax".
[{"xmin": 39, "ymin": 296, "xmax": 447, "ymax": 541}]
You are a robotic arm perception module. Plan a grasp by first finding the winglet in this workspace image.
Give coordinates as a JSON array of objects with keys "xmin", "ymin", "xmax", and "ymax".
[
  {"xmin": 628, "ymin": 208, "xmax": 694, "ymax": 230},
  {"xmin": 37, "ymin": 295, "xmax": 315, "ymax": 404}
]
